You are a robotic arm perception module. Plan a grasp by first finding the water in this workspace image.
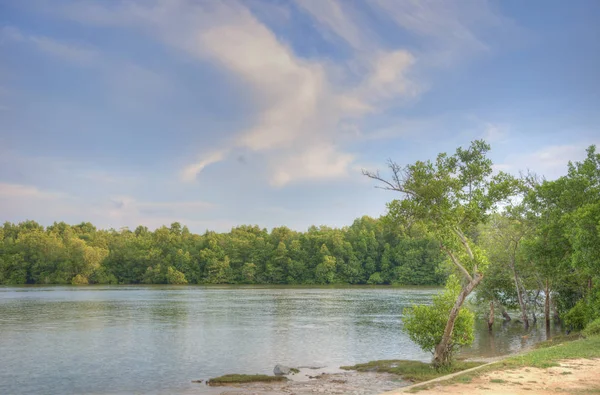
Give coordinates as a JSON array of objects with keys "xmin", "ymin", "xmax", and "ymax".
[{"xmin": 0, "ymin": 286, "xmax": 555, "ymax": 395}]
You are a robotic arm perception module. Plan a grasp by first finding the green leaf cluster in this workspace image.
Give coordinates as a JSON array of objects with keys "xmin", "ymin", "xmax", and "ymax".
[{"xmin": 403, "ymin": 275, "xmax": 475, "ymax": 359}]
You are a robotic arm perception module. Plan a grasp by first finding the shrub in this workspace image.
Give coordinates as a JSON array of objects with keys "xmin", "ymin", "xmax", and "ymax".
[
  {"xmin": 564, "ymin": 299, "xmax": 594, "ymax": 331},
  {"xmin": 367, "ymin": 272, "xmax": 384, "ymax": 285},
  {"xmin": 583, "ymin": 317, "xmax": 600, "ymax": 337},
  {"xmin": 166, "ymin": 266, "xmax": 188, "ymax": 284},
  {"xmin": 402, "ymin": 275, "xmax": 475, "ymax": 363},
  {"xmin": 71, "ymin": 274, "xmax": 89, "ymax": 285}
]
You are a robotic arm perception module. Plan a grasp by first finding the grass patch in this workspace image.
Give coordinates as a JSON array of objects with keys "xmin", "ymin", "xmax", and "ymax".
[
  {"xmin": 409, "ymin": 335, "xmax": 600, "ymax": 392},
  {"xmin": 490, "ymin": 378, "xmax": 506, "ymax": 384},
  {"xmin": 534, "ymin": 333, "xmax": 583, "ymax": 349},
  {"xmin": 207, "ymin": 374, "xmax": 287, "ymax": 386},
  {"xmin": 340, "ymin": 359, "xmax": 482, "ymax": 383},
  {"xmin": 561, "ymin": 371, "xmax": 573, "ymax": 375}
]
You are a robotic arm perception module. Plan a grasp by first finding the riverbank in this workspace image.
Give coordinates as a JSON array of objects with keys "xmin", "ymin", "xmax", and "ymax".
[
  {"xmin": 384, "ymin": 334, "xmax": 600, "ymax": 394},
  {"xmin": 211, "ymin": 335, "xmax": 600, "ymax": 395}
]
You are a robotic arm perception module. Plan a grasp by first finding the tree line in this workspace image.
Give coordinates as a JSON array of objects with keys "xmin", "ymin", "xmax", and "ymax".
[
  {"xmin": 0, "ymin": 216, "xmax": 446, "ymax": 286},
  {"xmin": 365, "ymin": 141, "xmax": 600, "ymax": 366}
]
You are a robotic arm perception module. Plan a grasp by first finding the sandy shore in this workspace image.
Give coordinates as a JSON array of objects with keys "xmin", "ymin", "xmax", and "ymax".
[{"xmin": 390, "ymin": 358, "xmax": 600, "ymax": 394}]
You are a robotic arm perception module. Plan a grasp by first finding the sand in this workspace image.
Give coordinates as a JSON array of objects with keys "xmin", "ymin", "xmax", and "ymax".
[{"xmin": 407, "ymin": 358, "xmax": 600, "ymax": 395}]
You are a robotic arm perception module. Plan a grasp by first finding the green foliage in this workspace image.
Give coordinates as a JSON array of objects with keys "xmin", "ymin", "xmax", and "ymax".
[
  {"xmin": 522, "ymin": 145, "xmax": 600, "ymax": 320},
  {"xmin": 340, "ymin": 359, "xmax": 481, "ymax": 383},
  {"xmin": 563, "ymin": 292, "xmax": 600, "ymax": 331},
  {"xmin": 166, "ymin": 266, "xmax": 187, "ymax": 285},
  {"xmin": 71, "ymin": 274, "xmax": 89, "ymax": 285},
  {"xmin": 403, "ymin": 276, "xmax": 475, "ymax": 359},
  {"xmin": 207, "ymin": 374, "xmax": 287, "ymax": 385},
  {"xmin": 367, "ymin": 272, "xmax": 384, "ymax": 285},
  {"xmin": 583, "ymin": 317, "xmax": 600, "ymax": 337},
  {"xmin": 381, "ymin": 140, "xmax": 517, "ymax": 280},
  {"xmin": 0, "ymin": 216, "xmax": 445, "ymax": 286}
]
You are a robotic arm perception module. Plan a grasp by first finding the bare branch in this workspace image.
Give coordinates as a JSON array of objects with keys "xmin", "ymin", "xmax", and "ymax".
[
  {"xmin": 362, "ymin": 164, "xmax": 418, "ymax": 198},
  {"xmin": 440, "ymin": 243, "xmax": 473, "ymax": 283}
]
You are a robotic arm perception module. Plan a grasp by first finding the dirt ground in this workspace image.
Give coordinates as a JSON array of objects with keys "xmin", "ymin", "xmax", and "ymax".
[{"xmin": 411, "ymin": 358, "xmax": 600, "ymax": 395}]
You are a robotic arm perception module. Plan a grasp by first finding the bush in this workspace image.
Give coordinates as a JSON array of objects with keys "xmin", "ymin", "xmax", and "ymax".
[
  {"xmin": 564, "ymin": 298, "xmax": 597, "ymax": 331},
  {"xmin": 71, "ymin": 274, "xmax": 89, "ymax": 285},
  {"xmin": 166, "ymin": 266, "xmax": 188, "ymax": 284},
  {"xmin": 402, "ymin": 275, "xmax": 474, "ymax": 362},
  {"xmin": 367, "ymin": 272, "xmax": 384, "ymax": 285},
  {"xmin": 583, "ymin": 317, "xmax": 600, "ymax": 337}
]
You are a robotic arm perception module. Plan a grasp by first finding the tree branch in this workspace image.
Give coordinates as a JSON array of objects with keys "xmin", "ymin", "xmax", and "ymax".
[
  {"xmin": 362, "ymin": 165, "xmax": 418, "ymax": 198},
  {"xmin": 453, "ymin": 227, "xmax": 474, "ymax": 260},
  {"xmin": 440, "ymin": 243, "xmax": 473, "ymax": 283}
]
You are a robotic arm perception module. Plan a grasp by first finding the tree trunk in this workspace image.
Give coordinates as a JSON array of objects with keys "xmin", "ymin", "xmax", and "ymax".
[
  {"xmin": 488, "ymin": 300, "xmax": 495, "ymax": 331},
  {"xmin": 545, "ymin": 280, "xmax": 551, "ymax": 338},
  {"xmin": 532, "ymin": 289, "xmax": 540, "ymax": 325},
  {"xmin": 433, "ymin": 274, "xmax": 483, "ymax": 367},
  {"xmin": 510, "ymin": 258, "xmax": 529, "ymax": 328},
  {"xmin": 501, "ymin": 306, "xmax": 511, "ymax": 321}
]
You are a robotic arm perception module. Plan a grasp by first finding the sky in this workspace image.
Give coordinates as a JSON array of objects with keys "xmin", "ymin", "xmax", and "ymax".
[{"xmin": 0, "ymin": 0, "xmax": 599, "ymax": 233}]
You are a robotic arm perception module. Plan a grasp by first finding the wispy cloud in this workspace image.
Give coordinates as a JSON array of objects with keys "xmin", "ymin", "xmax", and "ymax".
[
  {"xmin": 37, "ymin": 0, "xmax": 514, "ymax": 187},
  {"xmin": 180, "ymin": 150, "xmax": 228, "ymax": 182},
  {"xmin": 295, "ymin": 0, "xmax": 374, "ymax": 50},
  {"xmin": 482, "ymin": 122, "xmax": 509, "ymax": 143},
  {"xmin": 373, "ymin": 0, "xmax": 513, "ymax": 67},
  {"xmin": 0, "ymin": 182, "xmax": 64, "ymax": 199},
  {"xmin": 1, "ymin": 26, "xmax": 98, "ymax": 64},
  {"xmin": 494, "ymin": 143, "xmax": 599, "ymax": 180},
  {"xmin": 0, "ymin": 181, "xmax": 218, "ymax": 230},
  {"xmin": 1, "ymin": 25, "xmax": 171, "ymax": 111}
]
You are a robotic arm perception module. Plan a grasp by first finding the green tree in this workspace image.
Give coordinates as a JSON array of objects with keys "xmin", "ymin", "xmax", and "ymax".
[{"xmin": 365, "ymin": 140, "xmax": 516, "ymax": 366}]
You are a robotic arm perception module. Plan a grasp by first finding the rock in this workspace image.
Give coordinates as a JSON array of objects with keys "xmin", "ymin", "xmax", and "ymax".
[
  {"xmin": 191, "ymin": 380, "xmax": 203, "ymax": 383},
  {"xmin": 274, "ymin": 364, "xmax": 292, "ymax": 375}
]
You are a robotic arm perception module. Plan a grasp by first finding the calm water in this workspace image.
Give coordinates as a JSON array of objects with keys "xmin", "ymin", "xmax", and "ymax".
[{"xmin": 0, "ymin": 286, "xmax": 554, "ymax": 395}]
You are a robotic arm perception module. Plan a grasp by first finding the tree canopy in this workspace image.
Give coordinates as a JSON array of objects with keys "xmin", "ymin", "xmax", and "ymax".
[{"xmin": 0, "ymin": 217, "xmax": 446, "ymax": 286}]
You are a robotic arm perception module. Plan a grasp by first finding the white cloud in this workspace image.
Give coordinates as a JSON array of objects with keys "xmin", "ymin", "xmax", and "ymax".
[
  {"xmin": 180, "ymin": 150, "xmax": 228, "ymax": 182},
  {"xmin": 51, "ymin": 0, "xmax": 420, "ymax": 187},
  {"xmin": 49, "ymin": 0, "xmax": 512, "ymax": 187},
  {"xmin": 270, "ymin": 144, "xmax": 355, "ymax": 187}
]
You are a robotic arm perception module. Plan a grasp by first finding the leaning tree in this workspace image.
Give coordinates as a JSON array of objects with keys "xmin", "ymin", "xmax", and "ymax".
[{"xmin": 364, "ymin": 140, "xmax": 517, "ymax": 366}]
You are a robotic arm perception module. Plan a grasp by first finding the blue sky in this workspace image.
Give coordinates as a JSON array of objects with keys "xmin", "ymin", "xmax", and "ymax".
[{"xmin": 0, "ymin": 0, "xmax": 599, "ymax": 233}]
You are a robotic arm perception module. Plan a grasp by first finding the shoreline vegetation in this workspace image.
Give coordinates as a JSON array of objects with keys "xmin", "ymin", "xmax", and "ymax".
[{"xmin": 207, "ymin": 374, "xmax": 288, "ymax": 386}]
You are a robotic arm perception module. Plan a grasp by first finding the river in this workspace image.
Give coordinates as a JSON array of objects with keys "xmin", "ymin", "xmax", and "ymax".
[{"xmin": 0, "ymin": 286, "xmax": 556, "ymax": 394}]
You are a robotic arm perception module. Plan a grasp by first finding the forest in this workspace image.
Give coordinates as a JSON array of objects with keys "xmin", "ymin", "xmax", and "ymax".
[{"xmin": 0, "ymin": 216, "xmax": 445, "ymax": 286}]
